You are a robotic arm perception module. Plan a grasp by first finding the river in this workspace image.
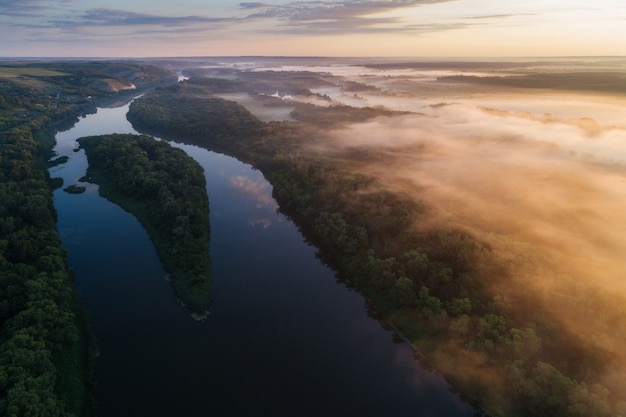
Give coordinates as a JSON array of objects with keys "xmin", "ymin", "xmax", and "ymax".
[{"xmin": 49, "ymin": 102, "xmax": 478, "ymax": 416}]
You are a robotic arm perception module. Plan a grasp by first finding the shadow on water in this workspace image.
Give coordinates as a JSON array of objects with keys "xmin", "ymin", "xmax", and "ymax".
[{"xmin": 49, "ymin": 102, "xmax": 479, "ymax": 417}]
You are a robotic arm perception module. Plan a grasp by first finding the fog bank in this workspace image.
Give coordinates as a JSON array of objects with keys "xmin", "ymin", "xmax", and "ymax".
[{"xmin": 323, "ymin": 97, "xmax": 626, "ymax": 390}]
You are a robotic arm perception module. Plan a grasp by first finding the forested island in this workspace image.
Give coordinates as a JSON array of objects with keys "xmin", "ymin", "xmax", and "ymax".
[
  {"xmin": 128, "ymin": 78, "xmax": 620, "ymax": 417},
  {"xmin": 79, "ymin": 134, "xmax": 211, "ymax": 315},
  {"xmin": 0, "ymin": 61, "xmax": 176, "ymax": 416}
]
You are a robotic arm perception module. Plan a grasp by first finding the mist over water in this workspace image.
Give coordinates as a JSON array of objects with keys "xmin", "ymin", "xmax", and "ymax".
[
  {"xmin": 167, "ymin": 57, "xmax": 626, "ymax": 403},
  {"xmin": 50, "ymin": 101, "xmax": 479, "ymax": 417},
  {"xmin": 307, "ymin": 61, "xmax": 626, "ymax": 394},
  {"xmin": 205, "ymin": 57, "xmax": 626, "ymax": 396},
  {"xmin": 215, "ymin": 92, "xmax": 295, "ymax": 121}
]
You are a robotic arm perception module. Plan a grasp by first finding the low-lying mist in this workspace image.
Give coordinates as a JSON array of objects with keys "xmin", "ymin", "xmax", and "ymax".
[
  {"xmin": 179, "ymin": 57, "xmax": 626, "ymax": 405},
  {"xmin": 321, "ymin": 93, "xmax": 626, "ymax": 392}
]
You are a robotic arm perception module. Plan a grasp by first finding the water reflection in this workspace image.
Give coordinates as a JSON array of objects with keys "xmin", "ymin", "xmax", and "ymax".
[
  {"xmin": 229, "ymin": 175, "xmax": 280, "ymax": 228},
  {"xmin": 49, "ymin": 101, "xmax": 478, "ymax": 417}
]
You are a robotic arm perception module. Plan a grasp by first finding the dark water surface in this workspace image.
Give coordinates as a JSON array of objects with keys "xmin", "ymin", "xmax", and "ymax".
[{"xmin": 50, "ymin": 103, "xmax": 477, "ymax": 416}]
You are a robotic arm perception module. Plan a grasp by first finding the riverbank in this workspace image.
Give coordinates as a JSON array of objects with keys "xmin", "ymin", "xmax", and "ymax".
[
  {"xmin": 0, "ymin": 114, "xmax": 97, "ymax": 417},
  {"xmin": 0, "ymin": 59, "xmax": 180, "ymax": 415},
  {"xmin": 47, "ymin": 97, "xmax": 479, "ymax": 417},
  {"xmin": 127, "ymin": 79, "xmax": 620, "ymax": 417}
]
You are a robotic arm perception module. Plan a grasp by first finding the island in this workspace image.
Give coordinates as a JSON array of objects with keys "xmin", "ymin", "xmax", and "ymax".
[
  {"xmin": 0, "ymin": 60, "xmax": 177, "ymax": 416},
  {"xmin": 63, "ymin": 184, "xmax": 86, "ymax": 194},
  {"xmin": 78, "ymin": 134, "xmax": 212, "ymax": 316}
]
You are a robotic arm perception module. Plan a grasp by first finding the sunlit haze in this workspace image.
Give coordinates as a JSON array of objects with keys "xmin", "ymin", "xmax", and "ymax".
[
  {"xmin": 1, "ymin": 0, "xmax": 625, "ymax": 57},
  {"xmin": 3, "ymin": 0, "xmax": 626, "ymax": 409},
  {"xmin": 200, "ymin": 58, "xmax": 626, "ymax": 398}
]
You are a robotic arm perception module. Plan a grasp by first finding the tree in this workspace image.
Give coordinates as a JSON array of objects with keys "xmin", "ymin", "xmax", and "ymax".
[
  {"xmin": 447, "ymin": 297, "xmax": 472, "ymax": 316},
  {"xmin": 417, "ymin": 287, "xmax": 443, "ymax": 318},
  {"xmin": 391, "ymin": 276, "xmax": 415, "ymax": 308}
]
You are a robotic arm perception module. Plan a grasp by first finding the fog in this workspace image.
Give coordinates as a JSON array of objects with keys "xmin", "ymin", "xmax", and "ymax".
[
  {"xmin": 321, "ymin": 89, "xmax": 626, "ymax": 392},
  {"xmin": 196, "ymin": 58, "xmax": 626, "ymax": 392},
  {"xmin": 215, "ymin": 93, "xmax": 295, "ymax": 122}
]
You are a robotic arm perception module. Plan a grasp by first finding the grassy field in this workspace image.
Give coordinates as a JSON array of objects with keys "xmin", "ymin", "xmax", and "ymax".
[{"xmin": 0, "ymin": 66, "xmax": 68, "ymax": 77}]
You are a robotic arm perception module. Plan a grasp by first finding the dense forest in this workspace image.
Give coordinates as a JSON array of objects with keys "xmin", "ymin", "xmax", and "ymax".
[
  {"xmin": 2, "ymin": 59, "xmax": 623, "ymax": 416},
  {"xmin": 128, "ymin": 79, "xmax": 622, "ymax": 417},
  {"xmin": 0, "ymin": 123, "xmax": 94, "ymax": 417},
  {"xmin": 79, "ymin": 134, "xmax": 211, "ymax": 315},
  {"xmin": 437, "ymin": 72, "xmax": 626, "ymax": 95},
  {"xmin": 0, "ymin": 61, "xmax": 176, "ymax": 416}
]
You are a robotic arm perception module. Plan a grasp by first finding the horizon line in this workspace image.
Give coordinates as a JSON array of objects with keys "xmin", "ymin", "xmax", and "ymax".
[{"xmin": 1, "ymin": 55, "xmax": 626, "ymax": 61}]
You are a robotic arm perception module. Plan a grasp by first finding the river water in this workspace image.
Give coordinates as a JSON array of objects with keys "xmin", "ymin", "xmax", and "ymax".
[{"xmin": 49, "ymin": 102, "xmax": 477, "ymax": 416}]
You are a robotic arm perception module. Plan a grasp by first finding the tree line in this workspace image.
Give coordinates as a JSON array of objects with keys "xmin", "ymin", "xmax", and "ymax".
[
  {"xmin": 0, "ymin": 113, "xmax": 95, "ymax": 417},
  {"xmin": 0, "ymin": 60, "xmax": 179, "ymax": 416},
  {"xmin": 127, "ymin": 78, "xmax": 623, "ymax": 417}
]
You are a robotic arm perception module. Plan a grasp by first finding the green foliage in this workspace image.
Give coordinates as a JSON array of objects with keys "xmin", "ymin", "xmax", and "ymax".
[
  {"xmin": 439, "ymin": 72, "xmax": 626, "ymax": 95},
  {"xmin": 63, "ymin": 185, "xmax": 85, "ymax": 194},
  {"xmin": 79, "ymin": 134, "xmax": 212, "ymax": 314},
  {"xmin": 0, "ymin": 111, "xmax": 95, "ymax": 415},
  {"xmin": 447, "ymin": 297, "xmax": 472, "ymax": 317},
  {"xmin": 49, "ymin": 177, "xmax": 63, "ymax": 190},
  {"xmin": 127, "ymin": 82, "xmax": 264, "ymax": 146},
  {"xmin": 390, "ymin": 277, "xmax": 415, "ymax": 308},
  {"xmin": 507, "ymin": 361, "xmax": 614, "ymax": 417},
  {"xmin": 126, "ymin": 78, "xmax": 623, "ymax": 417},
  {"xmin": 0, "ymin": 60, "xmax": 188, "ymax": 416},
  {"xmin": 0, "ymin": 61, "xmax": 177, "ymax": 141},
  {"xmin": 417, "ymin": 287, "xmax": 443, "ymax": 318},
  {"xmin": 508, "ymin": 328, "xmax": 542, "ymax": 363},
  {"xmin": 477, "ymin": 313, "xmax": 508, "ymax": 347},
  {"xmin": 290, "ymin": 103, "xmax": 409, "ymax": 127},
  {"xmin": 185, "ymin": 76, "xmax": 244, "ymax": 93},
  {"xmin": 314, "ymin": 211, "xmax": 368, "ymax": 258},
  {"xmin": 448, "ymin": 314, "xmax": 472, "ymax": 339},
  {"xmin": 47, "ymin": 156, "xmax": 68, "ymax": 168}
]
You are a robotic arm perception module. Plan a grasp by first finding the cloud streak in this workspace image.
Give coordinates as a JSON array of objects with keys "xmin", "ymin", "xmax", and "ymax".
[
  {"xmin": 0, "ymin": 0, "xmax": 75, "ymax": 20},
  {"xmin": 1, "ymin": 6, "xmax": 235, "ymax": 42},
  {"xmin": 0, "ymin": 0, "xmax": 467, "ymax": 48},
  {"xmin": 0, "ymin": 0, "xmax": 67, "ymax": 13},
  {"xmin": 467, "ymin": 13, "xmax": 536, "ymax": 20},
  {"xmin": 245, "ymin": 0, "xmax": 444, "ymax": 20},
  {"xmin": 239, "ymin": 2, "xmax": 269, "ymax": 9},
  {"xmin": 2, "ymin": 0, "xmax": 624, "ymax": 56},
  {"xmin": 244, "ymin": 0, "xmax": 461, "ymax": 34},
  {"xmin": 72, "ymin": 9, "xmax": 229, "ymax": 27}
]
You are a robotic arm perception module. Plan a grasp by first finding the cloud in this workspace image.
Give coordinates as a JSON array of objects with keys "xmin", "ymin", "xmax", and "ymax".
[
  {"xmin": 1, "ymin": 0, "xmax": 469, "ymax": 45},
  {"xmin": 0, "ymin": 0, "xmax": 72, "ymax": 17},
  {"xmin": 239, "ymin": 2, "xmax": 269, "ymax": 9},
  {"xmin": 403, "ymin": 22, "xmax": 472, "ymax": 33},
  {"xmin": 0, "ymin": 0, "xmax": 52, "ymax": 10},
  {"xmin": 244, "ymin": 0, "xmax": 461, "ymax": 34},
  {"xmin": 0, "ymin": 3, "xmax": 234, "ymax": 37},
  {"xmin": 55, "ymin": 8, "xmax": 229, "ymax": 28},
  {"xmin": 467, "ymin": 13, "xmax": 536, "ymax": 20},
  {"xmin": 266, "ymin": 16, "xmax": 407, "ymax": 35},
  {"xmin": 248, "ymin": 0, "xmax": 457, "ymax": 21}
]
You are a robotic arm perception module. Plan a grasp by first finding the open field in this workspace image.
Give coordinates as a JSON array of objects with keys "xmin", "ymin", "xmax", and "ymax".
[{"xmin": 0, "ymin": 66, "xmax": 68, "ymax": 77}]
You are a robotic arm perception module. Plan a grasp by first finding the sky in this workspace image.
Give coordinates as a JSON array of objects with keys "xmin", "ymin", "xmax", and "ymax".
[{"xmin": 1, "ymin": 0, "xmax": 625, "ymax": 57}]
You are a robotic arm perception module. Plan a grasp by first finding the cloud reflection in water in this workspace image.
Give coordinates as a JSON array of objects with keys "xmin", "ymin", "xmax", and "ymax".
[{"xmin": 229, "ymin": 175, "xmax": 281, "ymax": 228}]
